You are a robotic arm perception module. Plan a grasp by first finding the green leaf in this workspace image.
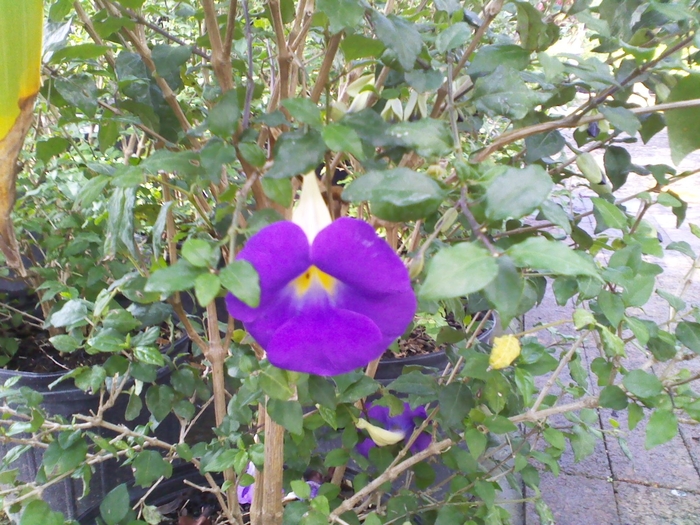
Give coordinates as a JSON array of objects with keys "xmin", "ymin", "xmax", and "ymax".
[
  {"xmin": 524, "ymin": 130, "xmax": 565, "ymax": 162},
  {"xmin": 317, "ymin": 0, "xmax": 365, "ymax": 33},
  {"xmin": 182, "ymin": 238, "xmax": 214, "ymax": 268},
  {"xmin": 468, "ymin": 44, "xmax": 530, "ymax": 77},
  {"xmin": 49, "ymin": 299, "xmax": 89, "ymax": 328},
  {"xmin": 603, "ymin": 145, "xmax": 632, "ymax": 191},
  {"xmin": 261, "ymin": 177, "xmax": 294, "ymax": 207},
  {"xmin": 372, "ymin": 12, "xmax": 422, "ymax": 71},
  {"xmin": 645, "ymin": 409, "xmax": 677, "ymax": 449},
  {"xmin": 151, "ymin": 44, "xmax": 191, "ymax": 90},
  {"xmin": 133, "ymin": 346, "xmax": 165, "ymax": 367},
  {"xmin": 239, "ymin": 142, "xmax": 267, "ymax": 168},
  {"xmin": 54, "ymin": 75, "xmax": 98, "ymax": 116},
  {"xmin": 623, "ymin": 369, "xmax": 663, "ymax": 399},
  {"xmin": 640, "ymin": 112, "xmax": 665, "ymax": 144},
  {"xmin": 600, "ymin": 106, "xmax": 640, "ymax": 136},
  {"xmin": 597, "ymin": 289, "xmax": 624, "ymax": 327},
  {"xmin": 483, "ymin": 256, "xmax": 524, "ymax": 327},
  {"xmin": 282, "ymin": 98, "xmax": 323, "ymax": 128},
  {"xmin": 482, "ymin": 414, "xmax": 517, "ymax": 434},
  {"xmin": 340, "ymin": 35, "xmax": 385, "ymax": 60},
  {"xmin": 145, "ymin": 259, "xmax": 205, "ymax": 294},
  {"xmin": 438, "ymin": 383, "xmax": 474, "ymax": 430},
  {"xmin": 436, "ymin": 22, "xmax": 471, "ymax": 53},
  {"xmin": 676, "ymin": 322, "xmax": 700, "ymax": 353},
  {"xmin": 322, "ymin": 124, "xmax": 365, "ymax": 160},
  {"xmin": 291, "ymin": 480, "xmax": 312, "ymax": 500},
  {"xmin": 266, "ymin": 129, "xmax": 327, "ymax": 179},
  {"xmin": 472, "ymin": 66, "xmax": 540, "ymax": 120},
  {"xmin": 194, "ymin": 273, "xmax": 220, "ymax": 307},
  {"xmin": 260, "ymin": 365, "xmax": 294, "ymax": 400},
  {"xmin": 133, "ymin": 450, "xmax": 173, "ymax": 487},
  {"xmin": 419, "ymin": 242, "xmax": 499, "ymax": 300},
  {"xmin": 387, "ymin": 371, "xmax": 437, "ymax": 397},
  {"xmin": 600, "ymin": 328, "xmax": 626, "ymax": 357},
  {"xmin": 570, "ymin": 425, "xmax": 596, "ymax": 462},
  {"xmin": 100, "ymin": 484, "xmax": 130, "ymax": 525},
  {"xmin": 628, "ymin": 402, "xmax": 644, "ymax": 431},
  {"xmin": 267, "ymin": 398, "xmax": 304, "ymax": 435},
  {"xmin": 145, "ymin": 385, "xmax": 175, "ymax": 422},
  {"xmin": 485, "ymin": 165, "xmax": 552, "ymax": 221},
  {"xmin": 49, "ymin": 334, "xmax": 80, "ymax": 353},
  {"xmin": 656, "ymin": 289, "xmax": 686, "ymax": 312},
  {"xmin": 200, "ymin": 139, "xmax": 238, "ymax": 182},
  {"xmin": 507, "ymin": 237, "xmax": 600, "ymax": 279},
  {"xmin": 666, "ymin": 73, "xmax": 700, "ymax": 164},
  {"xmin": 208, "ymin": 90, "xmax": 241, "ymax": 137},
  {"xmin": 36, "ymin": 137, "xmax": 70, "ymax": 163},
  {"xmin": 20, "ymin": 501, "xmax": 64, "ymax": 525},
  {"xmin": 591, "ymin": 197, "xmax": 628, "ymax": 231},
  {"xmin": 599, "ymin": 385, "xmax": 628, "ymax": 409},
  {"xmin": 219, "ymin": 260, "xmax": 260, "ymax": 308},
  {"xmin": 465, "ymin": 428, "xmax": 487, "ymax": 460},
  {"xmin": 514, "ymin": 1, "xmax": 558, "ymax": 51},
  {"xmin": 104, "ymin": 187, "xmax": 137, "ymax": 258},
  {"xmin": 388, "ymin": 119, "xmax": 453, "ymax": 158},
  {"xmin": 342, "ymin": 168, "xmax": 444, "ymax": 222},
  {"xmin": 539, "ymin": 200, "xmax": 571, "ymax": 234}
]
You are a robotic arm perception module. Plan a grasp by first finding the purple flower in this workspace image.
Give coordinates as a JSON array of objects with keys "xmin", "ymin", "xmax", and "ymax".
[
  {"xmin": 356, "ymin": 402, "xmax": 431, "ymax": 456},
  {"xmin": 225, "ymin": 177, "xmax": 415, "ymax": 376},
  {"xmin": 237, "ymin": 462, "xmax": 257, "ymax": 505}
]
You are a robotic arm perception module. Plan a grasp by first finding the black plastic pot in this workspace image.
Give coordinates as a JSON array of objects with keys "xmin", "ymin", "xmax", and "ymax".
[
  {"xmin": 0, "ymin": 336, "xmax": 188, "ymax": 520},
  {"xmin": 374, "ymin": 312, "xmax": 498, "ymax": 383}
]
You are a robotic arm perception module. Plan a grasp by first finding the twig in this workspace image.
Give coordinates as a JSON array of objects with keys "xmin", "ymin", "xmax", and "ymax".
[
  {"xmin": 241, "ymin": 0, "xmax": 255, "ymax": 128},
  {"xmin": 530, "ymin": 330, "xmax": 590, "ymax": 414},
  {"xmin": 459, "ymin": 187, "xmax": 499, "ymax": 256},
  {"xmin": 201, "ymin": 0, "xmax": 235, "ymax": 90},
  {"xmin": 509, "ymin": 396, "xmax": 599, "ymax": 423},
  {"xmin": 310, "ymin": 32, "xmax": 343, "ymax": 104}
]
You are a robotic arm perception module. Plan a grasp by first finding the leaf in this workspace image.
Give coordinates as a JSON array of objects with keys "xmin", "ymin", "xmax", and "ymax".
[
  {"xmin": 676, "ymin": 322, "xmax": 700, "ymax": 353},
  {"xmin": 50, "ymin": 43, "xmax": 109, "ymax": 63},
  {"xmin": 145, "ymin": 385, "xmax": 175, "ymax": 422},
  {"xmin": 591, "ymin": 197, "xmax": 628, "ymax": 231},
  {"xmin": 267, "ymin": 398, "xmax": 304, "ymax": 435},
  {"xmin": 645, "ymin": 409, "xmax": 677, "ymax": 449},
  {"xmin": 372, "ymin": 12, "xmax": 422, "ymax": 71},
  {"xmin": 485, "ymin": 165, "xmax": 552, "ymax": 221},
  {"xmin": 489, "ymin": 335, "xmax": 522, "ymax": 370},
  {"xmin": 282, "ymin": 98, "xmax": 323, "ymax": 128},
  {"xmin": 387, "ymin": 119, "xmax": 453, "ymax": 158},
  {"xmin": 599, "ymin": 385, "xmax": 628, "ymax": 409},
  {"xmin": 151, "ymin": 44, "xmax": 191, "ymax": 90},
  {"xmin": 468, "ymin": 44, "xmax": 530, "ymax": 78},
  {"xmin": 597, "ymin": 289, "xmax": 624, "ymax": 327},
  {"xmin": 483, "ymin": 256, "xmax": 524, "ymax": 327},
  {"xmin": 133, "ymin": 450, "xmax": 173, "ymax": 487},
  {"xmin": 317, "ymin": 0, "xmax": 365, "ymax": 34},
  {"xmin": 100, "ymin": 484, "xmax": 130, "ymax": 525},
  {"xmin": 342, "ymin": 168, "xmax": 444, "ymax": 222},
  {"xmin": 266, "ymin": 129, "xmax": 327, "ymax": 179},
  {"xmin": 322, "ymin": 123, "xmax": 365, "ymax": 159},
  {"xmin": 20, "ymin": 501, "xmax": 63, "ymax": 525},
  {"xmin": 438, "ymin": 382, "xmax": 474, "ymax": 430},
  {"xmin": 219, "ymin": 260, "xmax": 260, "ymax": 308},
  {"xmin": 603, "ymin": 145, "xmax": 632, "ymax": 189},
  {"xmin": 507, "ymin": 237, "xmax": 600, "ymax": 279},
  {"xmin": 600, "ymin": 106, "xmax": 640, "ymax": 136},
  {"xmin": 387, "ymin": 371, "xmax": 437, "ymax": 397},
  {"xmin": 261, "ymin": 177, "xmax": 294, "ymax": 207},
  {"xmin": 623, "ymin": 370, "xmax": 663, "ymax": 399},
  {"xmin": 49, "ymin": 299, "xmax": 89, "ymax": 328},
  {"xmin": 666, "ymin": 74, "xmax": 700, "ymax": 165},
  {"xmin": 260, "ymin": 366, "xmax": 294, "ymax": 400},
  {"xmin": 419, "ymin": 242, "xmax": 499, "ymax": 300},
  {"xmin": 208, "ymin": 90, "xmax": 241, "ymax": 137},
  {"xmin": 340, "ymin": 35, "xmax": 385, "ymax": 60},
  {"xmin": 145, "ymin": 259, "xmax": 205, "ymax": 294},
  {"xmin": 524, "ymin": 130, "xmax": 565, "ymax": 162},
  {"xmin": 104, "ymin": 187, "xmax": 137, "ymax": 258},
  {"xmin": 539, "ymin": 200, "xmax": 571, "ymax": 234},
  {"xmin": 182, "ymin": 238, "xmax": 214, "ymax": 268},
  {"xmin": 54, "ymin": 75, "xmax": 98, "ymax": 117},
  {"xmin": 436, "ymin": 22, "xmax": 471, "ymax": 53},
  {"xmin": 472, "ymin": 66, "xmax": 540, "ymax": 120},
  {"xmin": 200, "ymin": 139, "xmax": 238, "ymax": 182},
  {"xmin": 515, "ymin": 1, "xmax": 558, "ymax": 51},
  {"xmin": 195, "ymin": 273, "xmax": 221, "ymax": 307}
]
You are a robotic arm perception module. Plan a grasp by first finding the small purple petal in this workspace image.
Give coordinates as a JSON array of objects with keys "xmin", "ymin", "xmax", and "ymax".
[
  {"xmin": 307, "ymin": 481, "xmax": 321, "ymax": 499},
  {"xmin": 410, "ymin": 432, "xmax": 432, "ymax": 454},
  {"xmin": 312, "ymin": 218, "xmax": 412, "ymax": 295},
  {"xmin": 237, "ymin": 463, "xmax": 257, "ymax": 505},
  {"xmin": 356, "ymin": 438, "xmax": 376, "ymax": 458},
  {"xmin": 225, "ymin": 222, "xmax": 310, "ymax": 322},
  {"xmin": 266, "ymin": 306, "xmax": 384, "ymax": 376}
]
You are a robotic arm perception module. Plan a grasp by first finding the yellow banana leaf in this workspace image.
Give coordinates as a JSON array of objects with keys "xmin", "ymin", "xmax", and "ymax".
[{"xmin": 0, "ymin": 0, "xmax": 43, "ymax": 273}]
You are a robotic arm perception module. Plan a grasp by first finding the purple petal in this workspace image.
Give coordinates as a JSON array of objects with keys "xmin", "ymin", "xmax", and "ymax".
[
  {"xmin": 410, "ymin": 431, "xmax": 432, "ymax": 453},
  {"xmin": 312, "ymin": 218, "xmax": 412, "ymax": 295},
  {"xmin": 307, "ymin": 481, "xmax": 321, "ymax": 499},
  {"xmin": 356, "ymin": 438, "xmax": 376, "ymax": 458},
  {"xmin": 334, "ymin": 286, "xmax": 416, "ymax": 346},
  {"xmin": 226, "ymin": 222, "xmax": 310, "ymax": 322},
  {"xmin": 266, "ymin": 306, "xmax": 384, "ymax": 376}
]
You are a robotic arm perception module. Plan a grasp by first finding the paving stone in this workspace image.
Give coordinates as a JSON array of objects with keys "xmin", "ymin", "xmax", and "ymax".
[
  {"xmin": 616, "ymin": 481, "xmax": 700, "ymax": 525},
  {"xmin": 525, "ymin": 472, "xmax": 620, "ymax": 525},
  {"xmin": 600, "ymin": 408, "xmax": 700, "ymax": 492}
]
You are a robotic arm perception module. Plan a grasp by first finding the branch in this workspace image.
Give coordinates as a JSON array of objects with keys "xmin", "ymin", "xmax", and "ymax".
[
  {"xmin": 459, "ymin": 187, "xmax": 499, "ymax": 256},
  {"xmin": 473, "ymin": 97, "xmax": 700, "ymax": 163},
  {"xmin": 310, "ymin": 32, "xmax": 343, "ymax": 103},
  {"xmin": 269, "ymin": 0, "xmax": 292, "ymax": 105},
  {"xmin": 201, "ymin": 0, "xmax": 235, "ymax": 90},
  {"xmin": 509, "ymin": 396, "xmax": 599, "ymax": 423}
]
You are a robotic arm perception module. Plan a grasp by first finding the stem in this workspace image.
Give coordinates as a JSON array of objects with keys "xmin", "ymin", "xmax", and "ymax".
[
  {"xmin": 201, "ymin": 0, "xmax": 235, "ymax": 90},
  {"xmin": 260, "ymin": 407, "xmax": 285, "ymax": 525}
]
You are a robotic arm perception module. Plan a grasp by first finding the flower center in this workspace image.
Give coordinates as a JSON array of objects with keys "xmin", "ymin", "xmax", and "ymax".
[{"xmin": 293, "ymin": 266, "xmax": 336, "ymax": 297}]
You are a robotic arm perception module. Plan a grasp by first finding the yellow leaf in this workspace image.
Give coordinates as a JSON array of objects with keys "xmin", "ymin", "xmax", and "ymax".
[
  {"xmin": 489, "ymin": 335, "xmax": 521, "ymax": 370},
  {"xmin": 0, "ymin": 0, "xmax": 43, "ymax": 141}
]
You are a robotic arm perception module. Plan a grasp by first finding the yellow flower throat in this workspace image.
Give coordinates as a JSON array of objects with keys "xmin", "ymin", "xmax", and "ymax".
[{"xmin": 293, "ymin": 266, "xmax": 336, "ymax": 296}]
